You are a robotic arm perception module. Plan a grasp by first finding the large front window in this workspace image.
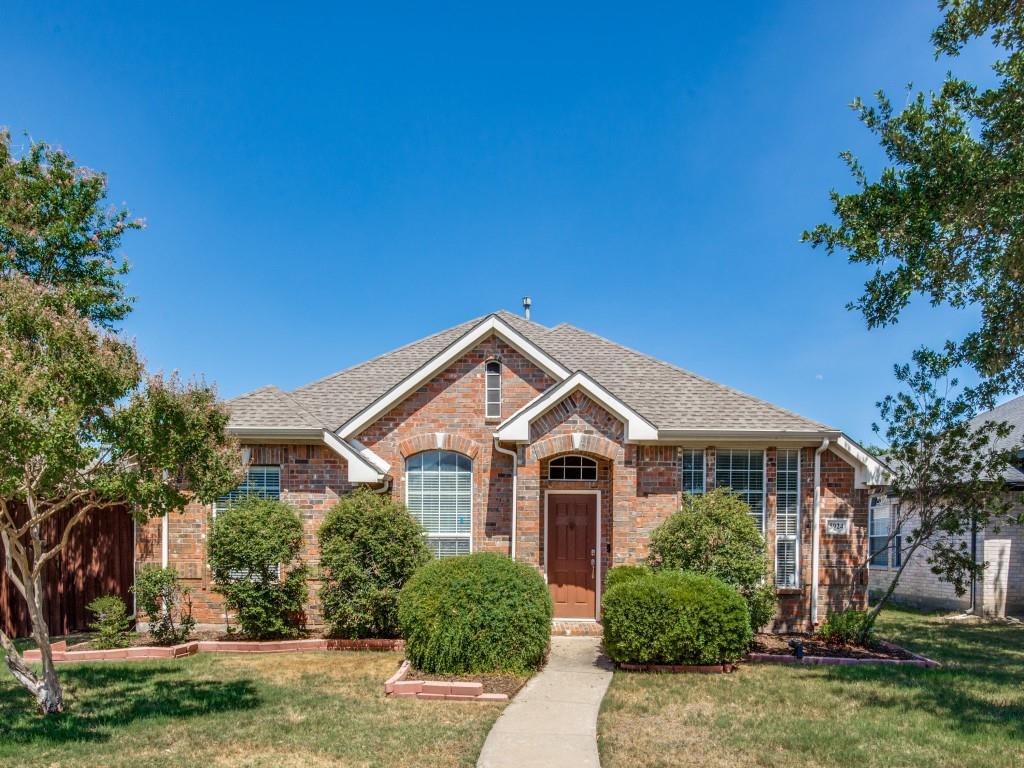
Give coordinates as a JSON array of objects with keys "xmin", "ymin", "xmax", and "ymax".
[
  {"xmin": 214, "ymin": 465, "xmax": 281, "ymax": 515},
  {"xmin": 406, "ymin": 450, "xmax": 472, "ymax": 557},
  {"xmin": 715, "ymin": 449, "xmax": 765, "ymax": 531},
  {"xmin": 775, "ymin": 449, "xmax": 800, "ymax": 587}
]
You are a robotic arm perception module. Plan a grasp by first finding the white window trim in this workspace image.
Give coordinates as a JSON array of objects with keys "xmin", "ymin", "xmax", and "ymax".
[
  {"xmin": 485, "ymin": 360, "xmax": 502, "ymax": 420},
  {"xmin": 543, "ymin": 489, "xmax": 601, "ymax": 621},
  {"xmin": 714, "ymin": 448, "xmax": 767, "ymax": 533},
  {"xmin": 680, "ymin": 448, "xmax": 706, "ymax": 495},
  {"xmin": 548, "ymin": 454, "xmax": 599, "ymax": 482},
  {"xmin": 404, "ymin": 451, "xmax": 473, "ymax": 556},
  {"xmin": 775, "ymin": 448, "xmax": 801, "ymax": 588}
]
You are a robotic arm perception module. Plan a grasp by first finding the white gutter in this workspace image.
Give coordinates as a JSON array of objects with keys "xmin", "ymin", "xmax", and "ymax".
[
  {"xmin": 161, "ymin": 513, "xmax": 169, "ymax": 568},
  {"xmin": 372, "ymin": 477, "xmax": 392, "ymax": 495},
  {"xmin": 493, "ymin": 437, "xmax": 519, "ymax": 561},
  {"xmin": 811, "ymin": 438, "xmax": 830, "ymax": 628}
]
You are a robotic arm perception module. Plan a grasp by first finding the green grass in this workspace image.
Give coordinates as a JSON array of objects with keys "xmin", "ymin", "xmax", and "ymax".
[
  {"xmin": 598, "ymin": 608, "xmax": 1024, "ymax": 768},
  {"xmin": 0, "ymin": 651, "xmax": 502, "ymax": 767}
]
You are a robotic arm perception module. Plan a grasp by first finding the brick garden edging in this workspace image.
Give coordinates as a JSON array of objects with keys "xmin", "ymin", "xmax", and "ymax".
[
  {"xmin": 383, "ymin": 660, "xmax": 509, "ymax": 702},
  {"xmin": 617, "ymin": 662, "xmax": 737, "ymax": 673},
  {"xmin": 747, "ymin": 640, "xmax": 940, "ymax": 669},
  {"xmin": 23, "ymin": 637, "xmax": 404, "ymax": 663}
]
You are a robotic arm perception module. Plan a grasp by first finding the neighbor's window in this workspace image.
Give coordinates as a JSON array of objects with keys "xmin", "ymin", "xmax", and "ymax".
[
  {"xmin": 715, "ymin": 449, "xmax": 765, "ymax": 531},
  {"xmin": 681, "ymin": 449, "xmax": 705, "ymax": 495},
  {"xmin": 548, "ymin": 455, "xmax": 598, "ymax": 481},
  {"xmin": 485, "ymin": 360, "xmax": 501, "ymax": 419},
  {"xmin": 775, "ymin": 449, "xmax": 800, "ymax": 587},
  {"xmin": 214, "ymin": 465, "xmax": 281, "ymax": 515},
  {"xmin": 406, "ymin": 450, "xmax": 472, "ymax": 557},
  {"xmin": 869, "ymin": 497, "xmax": 901, "ymax": 569}
]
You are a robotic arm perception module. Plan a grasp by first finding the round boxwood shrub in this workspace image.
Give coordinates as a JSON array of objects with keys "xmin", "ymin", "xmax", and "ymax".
[
  {"xmin": 601, "ymin": 570, "xmax": 752, "ymax": 665},
  {"xmin": 318, "ymin": 488, "xmax": 432, "ymax": 639},
  {"xmin": 605, "ymin": 565, "xmax": 650, "ymax": 591},
  {"xmin": 208, "ymin": 496, "xmax": 308, "ymax": 639},
  {"xmin": 398, "ymin": 552, "xmax": 552, "ymax": 674},
  {"xmin": 647, "ymin": 488, "xmax": 776, "ymax": 631}
]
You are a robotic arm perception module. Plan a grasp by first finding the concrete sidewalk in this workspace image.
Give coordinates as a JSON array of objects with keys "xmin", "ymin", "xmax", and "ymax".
[{"xmin": 476, "ymin": 636, "xmax": 613, "ymax": 768}]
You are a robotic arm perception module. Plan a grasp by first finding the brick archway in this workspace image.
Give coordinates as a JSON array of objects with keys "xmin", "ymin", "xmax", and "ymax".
[
  {"xmin": 397, "ymin": 432, "xmax": 483, "ymax": 460},
  {"xmin": 529, "ymin": 432, "xmax": 620, "ymax": 463}
]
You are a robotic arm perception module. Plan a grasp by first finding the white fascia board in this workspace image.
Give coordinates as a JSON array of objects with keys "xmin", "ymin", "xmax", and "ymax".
[
  {"xmin": 348, "ymin": 438, "xmax": 391, "ymax": 473},
  {"xmin": 496, "ymin": 371, "xmax": 659, "ymax": 442},
  {"xmin": 338, "ymin": 315, "xmax": 570, "ymax": 438},
  {"xmin": 833, "ymin": 434, "xmax": 890, "ymax": 489},
  {"xmin": 228, "ymin": 427, "xmax": 324, "ymax": 441},
  {"xmin": 654, "ymin": 428, "xmax": 842, "ymax": 444},
  {"xmin": 322, "ymin": 431, "xmax": 386, "ymax": 483}
]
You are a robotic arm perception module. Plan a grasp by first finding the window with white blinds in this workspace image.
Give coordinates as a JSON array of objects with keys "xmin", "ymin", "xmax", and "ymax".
[
  {"xmin": 775, "ymin": 449, "xmax": 800, "ymax": 587},
  {"xmin": 681, "ymin": 449, "xmax": 705, "ymax": 495},
  {"xmin": 485, "ymin": 361, "xmax": 501, "ymax": 419},
  {"xmin": 214, "ymin": 465, "xmax": 281, "ymax": 515},
  {"xmin": 406, "ymin": 450, "xmax": 472, "ymax": 557},
  {"xmin": 869, "ymin": 497, "xmax": 901, "ymax": 569},
  {"xmin": 715, "ymin": 449, "xmax": 765, "ymax": 531}
]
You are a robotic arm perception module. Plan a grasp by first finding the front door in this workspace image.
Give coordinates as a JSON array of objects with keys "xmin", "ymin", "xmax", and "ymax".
[{"xmin": 548, "ymin": 493, "xmax": 597, "ymax": 619}]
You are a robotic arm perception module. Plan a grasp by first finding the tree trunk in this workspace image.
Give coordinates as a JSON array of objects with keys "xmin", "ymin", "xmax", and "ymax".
[{"xmin": 3, "ymin": 565, "xmax": 66, "ymax": 714}]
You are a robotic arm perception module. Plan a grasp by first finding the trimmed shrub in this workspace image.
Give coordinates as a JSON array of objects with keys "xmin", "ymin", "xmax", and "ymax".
[
  {"xmin": 605, "ymin": 565, "xmax": 650, "ymax": 591},
  {"xmin": 601, "ymin": 570, "xmax": 752, "ymax": 665},
  {"xmin": 86, "ymin": 595, "xmax": 132, "ymax": 649},
  {"xmin": 208, "ymin": 496, "xmax": 308, "ymax": 639},
  {"xmin": 132, "ymin": 565, "xmax": 196, "ymax": 645},
  {"xmin": 398, "ymin": 552, "xmax": 552, "ymax": 674},
  {"xmin": 318, "ymin": 488, "xmax": 432, "ymax": 639},
  {"xmin": 818, "ymin": 609, "xmax": 875, "ymax": 646},
  {"xmin": 648, "ymin": 489, "xmax": 776, "ymax": 631}
]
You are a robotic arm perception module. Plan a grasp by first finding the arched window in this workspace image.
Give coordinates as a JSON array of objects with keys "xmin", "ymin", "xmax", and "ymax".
[
  {"xmin": 548, "ymin": 455, "xmax": 598, "ymax": 481},
  {"xmin": 485, "ymin": 360, "xmax": 501, "ymax": 419},
  {"xmin": 406, "ymin": 450, "xmax": 472, "ymax": 557}
]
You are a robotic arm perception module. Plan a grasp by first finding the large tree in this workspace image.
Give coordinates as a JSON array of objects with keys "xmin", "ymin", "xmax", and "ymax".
[
  {"xmin": 0, "ymin": 275, "xmax": 241, "ymax": 713},
  {"xmin": 1, "ymin": 130, "xmax": 141, "ymax": 328},
  {"xmin": 804, "ymin": 1, "xmax": 1024, "ymax": 404}
]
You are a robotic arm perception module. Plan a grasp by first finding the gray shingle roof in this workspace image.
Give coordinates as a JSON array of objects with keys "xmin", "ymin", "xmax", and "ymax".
[
  {"xmin": 228, "ymin": 309, "xmax": 832, "ymax": 435},
  {"xmin": 970, "ymin": 395, "xmax": 1024, "ymax": 484}
]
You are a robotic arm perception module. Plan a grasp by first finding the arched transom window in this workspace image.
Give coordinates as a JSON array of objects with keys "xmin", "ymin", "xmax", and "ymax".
[
  {"xmin": 548, "ymin": 454, "xmax": 598, "ymax": 481},
  {"xmin": 406, "ymin": 450, "xmax": 472, "ymax": 557}
]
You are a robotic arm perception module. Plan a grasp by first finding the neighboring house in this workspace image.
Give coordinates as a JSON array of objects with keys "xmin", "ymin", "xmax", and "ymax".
[
  {"xmin": 137, "ymin": 308, "xmax": 885, "ymax": 631},
  {"xmin": 869, "ymin": 396, "xmax": 1024, "ymax": 617}
]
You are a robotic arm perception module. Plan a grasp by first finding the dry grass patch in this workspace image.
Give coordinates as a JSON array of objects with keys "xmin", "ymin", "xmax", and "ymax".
[{"xmin": 599, "ymin": 609, "xmax": 1024, "ymax": 768}]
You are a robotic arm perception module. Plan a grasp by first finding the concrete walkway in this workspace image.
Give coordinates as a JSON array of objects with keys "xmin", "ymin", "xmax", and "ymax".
[{"xmin": 477, "ymin": 637, "xmax": 613, "ymax": 768}]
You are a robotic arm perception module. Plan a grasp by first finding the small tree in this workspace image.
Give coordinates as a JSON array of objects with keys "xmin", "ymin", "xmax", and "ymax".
[
  {"xmin": 207, "ymin": 496, "xmax": 308, "ymax": 639},
  {"xmin": 133, "ymin": 565, "xmax": 196, "ymax": 645},
  {"xmin": 0, "ymin": 276, "xmax": 241, "ymax": 713},
  {"xmin": 647, "ymin": 489, "xmax": 776, "ymax": 631},
  {"xmin": 318, "ymin": 488, "xmax": 431, "ymax": 639},
  {"xmin": 85, "ymin": 595, "xmax": 132, "ymax": 650},
  {"xmin": 861, "ymin": 351, "xmax": 1021, "ymax": 636}
]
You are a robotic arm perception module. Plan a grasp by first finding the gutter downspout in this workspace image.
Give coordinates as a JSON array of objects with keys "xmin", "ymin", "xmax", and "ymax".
[
  {"xmin": 372, "ymin": 477, "xmax": 392, "ymax": 495},
  {"xmin": 811, "ymin": 438, "xmax": 830, "ymax": 629},
  {"xmin": 493, "ymin": 437, "xmax": 518, "ymax": 561}
]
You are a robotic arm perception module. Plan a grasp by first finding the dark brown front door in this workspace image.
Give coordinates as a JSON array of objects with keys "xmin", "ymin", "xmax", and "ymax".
[{"xmin": 548, "ymin": 493, "xmax": 597, "ymax": 619}]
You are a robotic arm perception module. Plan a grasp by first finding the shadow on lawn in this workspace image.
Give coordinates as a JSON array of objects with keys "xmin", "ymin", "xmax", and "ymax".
[
  {"xmin": 0, "ymin": 663, "xmax": 260, "ymax": 745},
  {"xmin": 820, "ymin": 616, "xmax": 1024, "ymax": 738}
]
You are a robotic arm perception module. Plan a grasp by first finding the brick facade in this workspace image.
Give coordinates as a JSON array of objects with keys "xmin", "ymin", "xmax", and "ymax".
[{"xmin": 142, "ymin": 334, "xmax": 868, "ymax": 631}]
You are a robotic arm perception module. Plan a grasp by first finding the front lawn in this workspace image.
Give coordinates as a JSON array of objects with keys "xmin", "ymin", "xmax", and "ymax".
[
  {"xmin": 0, "ymin": 651, "xmax": 502, "ymax": 767},
  {"xmin": 598, "ymin": 608, "xmax": 1024, "ymax": 768}
]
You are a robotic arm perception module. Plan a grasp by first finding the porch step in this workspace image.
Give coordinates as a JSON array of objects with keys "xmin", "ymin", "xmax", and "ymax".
[{"xmin": 551, "ymin": 620, "xmax": 603, "ymax": 637}]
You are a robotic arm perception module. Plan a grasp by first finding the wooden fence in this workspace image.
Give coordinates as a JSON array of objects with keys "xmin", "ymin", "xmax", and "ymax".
[{"xmin": 1, "ymin": 505, "xmax": 135, "ymax": 638}]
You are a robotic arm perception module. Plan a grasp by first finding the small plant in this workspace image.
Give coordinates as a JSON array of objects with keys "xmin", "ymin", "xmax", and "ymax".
[
  {"xmin": 818, "ymin": 609, "xmax": 875, "ymax": 646},
  {"xmin": 86, "ymin": 595, "xmax": 132, "ymax": 649},
  {"xmin": 133, "ymin": 565, "xmax": 196, "ymax": 645},
  {"xmin": 208, "ymin": 496, "xmax": 308, "ymax": 639},
  {"xmin": 601, "ymin": 570, "xmax": 752, "ymax": 665},
  {"xmin": 398, "ymin": 552, "xmax": 552, "ymax": 675},
  {"xmin": 318, "ymin": 488, "xmax": 431, "ymax": 639},
  {"xmin": 648, "ymin": 488, "xmax": 776, "ymax": 631}
]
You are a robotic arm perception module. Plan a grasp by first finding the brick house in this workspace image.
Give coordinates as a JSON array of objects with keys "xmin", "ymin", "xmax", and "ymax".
[
  {"xmin": 868, "ymin": 395, "xmax": 1024, "ymax": 617},
  {"xmin": 137, "ymin": 309, "xmax": 885, "ymax": 631}
]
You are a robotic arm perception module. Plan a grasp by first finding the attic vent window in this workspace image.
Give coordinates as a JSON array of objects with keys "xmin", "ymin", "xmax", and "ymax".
[
  {"xmin": 485, "ymin": 360, "xmax": 501, "ymax": 419},
  {"xmin": 549, "ymin": 455, "xmax": 598, "ymax": 481}
]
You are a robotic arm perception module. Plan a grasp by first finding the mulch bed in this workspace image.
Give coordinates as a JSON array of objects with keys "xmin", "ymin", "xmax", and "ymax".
[
  {"xmin": 407, "ymin": 667, "xmax": 528, "ymax": 697},
  {"xmin": 752, "ymin": 633, "xmax": 916, "ymax": 661}
]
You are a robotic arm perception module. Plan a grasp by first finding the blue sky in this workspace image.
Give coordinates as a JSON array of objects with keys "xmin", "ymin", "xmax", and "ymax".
[{"xmin": 3, "ymin": 2, "xmax": 1000, "ymax": 443}]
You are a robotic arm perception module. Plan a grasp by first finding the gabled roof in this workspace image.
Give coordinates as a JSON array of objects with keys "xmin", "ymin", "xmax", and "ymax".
[
  {"xmin": 970, "ymin": 395, "xmax": 1024, "ymax": 485},
  {"xmin": 228, "ymin": 309, "xmax": 835, "ymax": 439}
]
